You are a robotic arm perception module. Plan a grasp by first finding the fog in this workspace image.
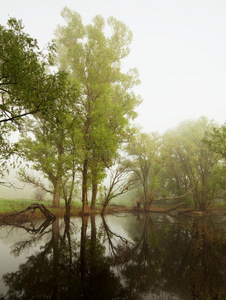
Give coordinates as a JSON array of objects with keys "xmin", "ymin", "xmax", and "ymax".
[{"xmin": 0, "ymin": 169, "xmax": 36, "ymax": 199}]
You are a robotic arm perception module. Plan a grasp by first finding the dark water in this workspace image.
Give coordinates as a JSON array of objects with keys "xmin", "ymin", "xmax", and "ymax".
[{"xmin": 0, "ymin": 213, "xmax": 225, "ymax": 300}]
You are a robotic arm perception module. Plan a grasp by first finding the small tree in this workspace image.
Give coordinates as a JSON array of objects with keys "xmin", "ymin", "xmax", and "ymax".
[
  {"xmin": 101, "ymin": 158, "xmax": 136, "ymax": 214},
  {"xmin": 126, "ymin": 132, "xmax": 165, "ymax": 210},
  {"xmin": 34, "ymin": 188, "xmax": 46, "ymax": 202}
]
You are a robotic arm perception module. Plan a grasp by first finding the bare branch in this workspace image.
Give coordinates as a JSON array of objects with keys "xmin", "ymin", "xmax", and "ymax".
[{"xmin": 0, "ymin": 181, "xmax": 25, "ymax": 189}]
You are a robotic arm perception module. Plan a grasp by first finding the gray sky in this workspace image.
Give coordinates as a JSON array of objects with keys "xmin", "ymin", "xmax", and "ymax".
[{"xmin": 1, "ymin": 0, "xmax": 226, "ymax": 133}]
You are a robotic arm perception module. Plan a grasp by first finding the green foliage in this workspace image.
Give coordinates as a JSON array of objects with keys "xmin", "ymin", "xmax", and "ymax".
[
  {"xmin": 0, "ymin": 18, "xmax": 70, "ymax": 179},
  {"xmin": 0, "ymin": 124, "xmax": 13, "ymax": 176},
  {"xmin": 163, "ymin": 117, "xmax": 225, "ymax": 210},
  {"xmin": 126, "ymin": 131, "xmax": 164, "ymax": 207},
  {"xmin": 54, "ymin": 8, "xmax": 141, "ymax": 210},
  {"xmin": 17, "ymin": 73, "xmax": 81, "ymax": 207},
  {"xmin": 0, "ymin": 198, "xmax": 49, "ymax": 213},
  {"xmin": 1, "ymin": 13, "xmax": 141, "ymax": 212},
  {"xmin": 55, "ymin": 7, "xmax": 141, "ymax": 154},
  {"xmin": 0, "ymin": 18, "xmax": 57, "ymax": 124},
  {"xmin": 203, "ymin": 123, "xmax": 226, "ymax": 159}
]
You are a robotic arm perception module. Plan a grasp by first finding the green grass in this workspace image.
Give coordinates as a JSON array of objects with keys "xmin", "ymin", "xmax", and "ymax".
[
  {"xmin": 2, "ymin": 197, "xmax": 224, "ymax": 217},
  {"xmin": 213, "ymin": 201, "xmax": 226, "ymax": 209},
  {"xmin": 0, "ymin": 198, "xmax": 84, "ymax": 217},
  {"xmin": 0, "ymin": 198, "xmax": 52, "ymax": 214}
]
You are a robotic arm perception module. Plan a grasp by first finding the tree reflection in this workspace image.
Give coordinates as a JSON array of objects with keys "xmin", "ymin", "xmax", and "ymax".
[
  {"xmin": 3, "ymin": 216, "xmax": 132, "ymax": 299},
  {"xmin": 2, "ymin": 214, "xmax": 226, "ymax": 300},
  {"xmin": 122, "ymin": 213, "xmax": 226, "ymax": 300},
  {"xmin": 190, "ymin": 218, "xmax": 226, "ymax": 299}
]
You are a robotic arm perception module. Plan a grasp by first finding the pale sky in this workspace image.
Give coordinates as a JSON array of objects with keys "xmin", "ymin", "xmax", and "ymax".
[{"xmin": 1, "ymin": 0, "xmax": 226, "ymax": 133}]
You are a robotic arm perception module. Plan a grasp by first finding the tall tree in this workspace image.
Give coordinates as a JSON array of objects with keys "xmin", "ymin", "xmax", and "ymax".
[
  {"xmin": 55, "ymin": 8, "xmax": 141, "ymax": 213},
  {"xmin": 18, "ymin": 73, "xmax": 80, "ymax": 208}
]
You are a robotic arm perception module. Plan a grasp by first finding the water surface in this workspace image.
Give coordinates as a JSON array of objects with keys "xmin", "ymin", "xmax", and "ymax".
[{"xmin": 0, "ymin": 213, "xmax": 225, "ymax": 299}]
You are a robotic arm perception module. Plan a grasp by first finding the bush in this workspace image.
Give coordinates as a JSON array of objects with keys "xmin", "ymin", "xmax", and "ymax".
[{"xmin": 33, "ymin": 189, "xmax": 46, "ymax": 202}]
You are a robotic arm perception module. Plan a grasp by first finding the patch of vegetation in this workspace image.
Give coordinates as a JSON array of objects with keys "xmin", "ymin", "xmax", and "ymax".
[
  {"xmin": 0, "ymin": 198, "xmax": 38, "ymax": 214},
  {"xmin": 0, "ymin": 198, "xmax": 84, "ymax": 217}
]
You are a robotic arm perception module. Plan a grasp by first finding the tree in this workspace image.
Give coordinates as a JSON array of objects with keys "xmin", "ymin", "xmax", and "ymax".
[
  {"xmin": 163, "ymin": 117, "xmax": 224, "ymax": 211},
  {"xmin": 126, "ymin": 131, "xmax": 165, "ymax": 210},
  {"xmin": 0, "ymin": 18, "xmax": 69, "ymax": 182},
  {"xmin": 55, "ymin": 8, "xmax": 141, "ymax": 213},
  {"xmin": 100, "ymin": 157, "xmax": 136, "ymax": 214},
  {"xmin": 18, "ymin": 73, "xmax": 81, "ymax": 208}
]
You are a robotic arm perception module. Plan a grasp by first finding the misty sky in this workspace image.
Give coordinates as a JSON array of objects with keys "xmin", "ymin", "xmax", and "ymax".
[{"xmin": 1, "ymin": 0, "xmax": 226, "ymax": 133}]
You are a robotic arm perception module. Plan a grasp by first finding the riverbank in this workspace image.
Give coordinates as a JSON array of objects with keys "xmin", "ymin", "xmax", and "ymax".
[
  {"xmin": 0, "ymin": 203, "xmax": 226, "ymax": 223},
  {"xmin": 0, "ymin": 198, "xmax": 226, "ymax": 221}
]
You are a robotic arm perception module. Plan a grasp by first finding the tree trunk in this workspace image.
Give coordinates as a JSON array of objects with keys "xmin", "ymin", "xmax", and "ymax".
[
  {"xmin": 201, "ymin": 177, "xmax": 207, "ymax": 211},
  {"xmin": 144, "ymin": 201, "xmax": 151, "ymax": 210},
  {"xmin": 82, "ymin": 158, "xmax": 89, "ymax": 214},
  {"xmin": 143, "ymin": 183, "xmax": 150, "ymax": 209},
  {"xmin": 90, "ymin": 182, "xmax": 98, "ymax": 210},
  {"xmin": 193, "ymin": 188, "xmax": 199, "ymax": 211},
  {"xmin": 101, "ymin": 204, "xmax": 107, "ymax": 215},
  {"xmin": 52, "ymin": 135, "xmax": 64, "ymax": 209},
  {"xmin": 52, "ymin": 177, "xmax": 61, "ymax": 208},
  {"xmin": 64, "ymin": 202, "xmax": 71, "ymax": 221},
  {"xmin": 143, "ymin": 183, "xmax": 153, "ymax": 210}
]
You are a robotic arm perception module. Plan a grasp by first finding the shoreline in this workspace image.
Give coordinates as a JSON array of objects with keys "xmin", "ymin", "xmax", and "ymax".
[{"xmin": 0, "ymin": 204, "xmax": 225, "ymax": 224}]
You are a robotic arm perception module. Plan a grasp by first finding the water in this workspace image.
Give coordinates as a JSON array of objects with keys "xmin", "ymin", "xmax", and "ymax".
[{"xmin": 0, "ymin": 213, "xmax": 225, "ymax": 300}]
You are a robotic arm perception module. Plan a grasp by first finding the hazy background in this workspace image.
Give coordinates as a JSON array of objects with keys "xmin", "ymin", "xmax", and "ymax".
[{"xmin": 1, "ymin": 0, "xmax": 226, "ymax": 198}]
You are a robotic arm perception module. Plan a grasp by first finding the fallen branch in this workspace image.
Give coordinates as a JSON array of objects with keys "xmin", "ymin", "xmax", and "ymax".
[{"xmin": 1, "ymin": 203, "xmax": 56, "ymax": 222}]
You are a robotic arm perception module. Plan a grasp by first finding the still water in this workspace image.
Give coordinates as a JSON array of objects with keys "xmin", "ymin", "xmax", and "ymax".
[{"xmin": 0, "ymin": 213, "xmax": 225, "ymax": 300}]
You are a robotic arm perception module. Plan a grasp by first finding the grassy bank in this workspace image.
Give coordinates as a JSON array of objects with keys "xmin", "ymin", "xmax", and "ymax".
[
  {"xmin": 0, "ymin": 198, "xmax": 225, "ymax": 218},
  {"xmin": 0, "ymin": 198, "xmax": 82, "ymax": 217}
]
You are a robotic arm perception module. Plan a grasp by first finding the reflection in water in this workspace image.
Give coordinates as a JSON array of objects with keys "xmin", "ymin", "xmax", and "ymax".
[{"xmin": 0, "ymin": 213, "xmax": 225, "ymax": 299}]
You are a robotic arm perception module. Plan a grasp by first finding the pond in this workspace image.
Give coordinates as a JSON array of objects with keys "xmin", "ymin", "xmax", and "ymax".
[{"xmin": 0, "ymin": 213, "xmax": 225, "ymax": 300}]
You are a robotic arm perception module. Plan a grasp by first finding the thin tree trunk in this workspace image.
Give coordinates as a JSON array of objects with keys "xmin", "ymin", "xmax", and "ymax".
[
  {"xmin": 82, "ymin": 158, "xmax": 89, "ymax": 214},
  {"xmin": 90, "ymin": 181, "xmax": 98, "ymax": 210},
  {"xmin": 101, "ymin": 203, "xmax": 107, "ymax": 215},
  {"xmin": 201, "ymin": 176, "xmax": 207, "ymax": 211},
  {"xmin": 52, "ymin": 137, "xmax": 64, "ymax": 208}
]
